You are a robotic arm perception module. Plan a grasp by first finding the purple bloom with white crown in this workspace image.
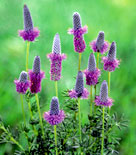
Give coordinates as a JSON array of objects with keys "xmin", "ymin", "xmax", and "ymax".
[
  {"xmin": 84, "ymin": 53, "xmax": 101, "ymax": 85},
  {"xmin": 90, "ymin": 31, "xmax": 109, "ymax": 54},
  {"xmin": 47, "ymin": 33, "xmax": 66, "ymax": 81},
  {"xmin": 69, "ymin": 71, "xmax": 89, "ymax": 99},
  {"xmin": 43, "ymin": 97, "xmax": 65, "ymax": 126},
  {"xmin": 29, "ymin": 56, "xmax": 45, "ymax": 93},
  {"xmin": 95, "ymin": 80, "xmax": 113, "ymax": 107},
  {"xmin": 68, "ymin": 12, "xmax": 87, "ymax": 53},
  {"xmin": 102, "ymin": 42, "xmax": 120, "ymax": 72},
  {"xmin": 19, "ymin": 4, "xmax": 40, "ymax": 42},
  {"xmin": 14, "ymin": 71, "xmax": 29, "ymax": 94}
]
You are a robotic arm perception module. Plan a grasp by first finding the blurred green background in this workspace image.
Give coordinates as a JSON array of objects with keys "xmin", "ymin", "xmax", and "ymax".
[{"xmin": 0, "ymin": 0, "xmax": 136, "ymax": 154}]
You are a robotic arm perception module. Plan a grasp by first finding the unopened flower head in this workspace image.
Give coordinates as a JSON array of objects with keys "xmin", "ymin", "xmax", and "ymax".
[
  {"xmin": 73, "ymin": 12, "xmax": 82, "ymax": 30},
  {"xmin": 69, "ymin": 71, "xmax": 89, "ymax": 99},
  {"xmin": 47, "ymin": 33, "xmax": 66, "ymax": 81},
  {"xmin": 14, "ymin": 71, "xmax": 29, "ymax": 94},
  {"xmin": 84, "ymin": 53, "xmax": 101, "ymax": 86},
  {"xmin": 102, "ymin": 41, "xmax": 120, "ymax": 72},
  {"xmin": 68, "ymin": 12, "xmax": 88, "ymax": 53},
  {"xmin": 29, "ymin": 56, "xmax": 45, "ymax": 93},
  {"xmin": 19, "ymin": 4, "xmax": 40, "ymax": 42},
  {"xmin": 90, "ymin": 31, "xmax": 109, "ymax": 54},
  {"xmin": 95, "ymin": 80, "xmax": 113, "ymax": 107},
  {"xmin": 33, "ymin": 56, "xmax": 40, "ymax": 73},
  {"xmin": 108, "ymin": 42, "xmax": 116, "ymax": 61},
  {"xmin": 52, "ymin": 33, "xmax": 61, "ymax": 54},
  {"xmin": 43, "ymin": 97, "xmax": 65, "ymax": 126}
]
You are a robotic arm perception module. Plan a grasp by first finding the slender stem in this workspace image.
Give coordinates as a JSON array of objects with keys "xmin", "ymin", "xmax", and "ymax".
[
  {"xmin": 101, "ymin": 107, "xmax": 105, "ymax": 155},
  {"xmin": 108, "ymin": 72, "xmax": 110, "ymax": 96},
  {"xmin": 108, "ymin": 72, "xmax": 111, "ymax": 114},
  {"xmin": 90, "ymin": 85, "xmax": 93, "ymax": 116},
  {"xmin": 55, "ymin": 81, "xmax": 58, "ymax": 97},
  {"xmin": 54, "ymin": 125, "xmax": 58, "ymax": 155},
  {"xmin": 96, "ymin": 52, "xmax": 100, "ymax": 68},
  {"xmin": 78, "ymin": 53, "xmax": 82, "ymax": 71},
  {"xmin": 35, "ymin": 94, "xmax": 44, "ymax": 137},
  {"xmin": 78, "ymin": 98, "xmax": 82, "ymax": 142},
  {"xmin": 26, "ymin": 41, "xmax": 30, "ymax": 72},
  {"xmin": 20, "ymin": 94, "xmax": 26, "ymax": 125}
]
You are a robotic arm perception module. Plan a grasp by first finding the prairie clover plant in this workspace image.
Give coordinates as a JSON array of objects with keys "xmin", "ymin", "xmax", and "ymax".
[{"xmin": 0, "ymin": 6, "xmax": 127, "ymax": 155}]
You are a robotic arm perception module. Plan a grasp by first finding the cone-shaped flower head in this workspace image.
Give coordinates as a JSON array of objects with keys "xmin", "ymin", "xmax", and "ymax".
[
  {"xmin": 73, "ymin": 12, "xmax": 82, "ymax": 30},
  {"xmin": 88, "ymin": 53, "xmax": 96, "ymax": 72},
  {"xmin": 69, "ymin": 71, "xmax": 89, "ymax": 99},
  {"xmin": 96, "ymin": 31, "xmax": 104, "ymax": 52},
  {"xmin": 14, "ymin": 71, "xmax": 29, "ymax": 94},
  {"xmin": 23, "ymin": 4, "xmax": 33, "ymax": 31},
  {"xmin": 33, "ymin": 56, "xmax": 40, "ymax": 73},
  {"xmin": 90, "ymin": 31, "xmax": 109, "ymax": 54},
  {"xmin": 100, "ymin": 80, "xmax": 108, "ymax": 102},
  {"xmin": 68, "ymin": 12, "xmax": 87, "ymax": 53},
  {"xmin": 47, "ymin": 34, "xmax": 66, "ymax": 81},
  {"xmin": 43, "ymin": 97, "xmax": 65, "ymax": 126},
  {"xmin": 75, "ymin": 71, "xmax": 84, "ymax": 97},
  {"xmin": 52, "ymin": 33, "xmax": 61, "ymax": 54},
  {"xmin": 102, "ymin": 41, "xmax": 120, "ymax": 72},
  {"xmin": 84, "ymin": 53, "xmax": 101, "ymax": 86},
  {"xmin": 19, "ymin": 71, "xmax": 28, "ymax": 82},
  {"xmin": 50, "ymin": 97, "xmax": 59, "ymax": 115},
  {"xmin": 29, "ymin": 56, "xmax": 45, "ymax": 93},
  {"xmin": 108, "ymin": 42, "xmax": 116, "ymax": 61},
  {"xmin": 95, "ymin": 80, "xmax": 113, "ymax": 107},
  {"xmin": 19, "ymin": 4, "xmax": 40, "ymax": 42}
]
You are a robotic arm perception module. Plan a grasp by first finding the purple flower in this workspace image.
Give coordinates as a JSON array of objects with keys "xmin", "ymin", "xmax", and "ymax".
[
  {"xmin": 84, "ymin": 53, "xmax": 101, "ymax": 86},
  {"xmin": 68, "ymin": 12, "xmax": 87, "ymax": 53},
  {"xmin": 90, "ymin": 31, "xmax": 109, "ymax": 54},
  {"xmin": 69, "ymin": 71, "xmax": 89, "ymax": 99},
  {"xmin": 102, "ymin": 42, "xmax": 120, "ymax": 72},
  {"xmin": 14, "ymin": 71, "xmax": 29, "ymax": 94},
  {"xmin": 43, "ymin": 97, "xmax": 65, "ymax": 126},
  {"xmin": 95, "ymin": 80, "xmax": 113, "ymax": 107},
  {"xmin": 18, "ymin": 4, "xmax": 40, "ymax": 42},
  {"xmin": 29, "ymin": 56, "xmax": 45, "ymax": 93},
  {"xmin": 47, "ymin": 34, "xmax": 66, "ymax": 81}
]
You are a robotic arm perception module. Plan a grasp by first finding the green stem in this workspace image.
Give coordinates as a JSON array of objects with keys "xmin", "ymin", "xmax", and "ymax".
[
  {"xmin": 20, "ymin": 94, "xmax": 26, "ymax": 125},
  {"xmin": 54, "ymin": 125, "xmax": 58, "ymax": 155},
  {"xmin": 35, "ymin": 94, "xmax": 44, "ymax": 137},
  {"xmin": 78, "ymin": 98, "xmax": 82, "ymax": 143},
  {"xmin": 108, "ymin": 72, "xmax": 111, "ymax": 114},
  {"xmin": 26, "ymin": 41, "xmax": 30, "ymax": 72},
  {"xmin": 97, "ymin": 52, "xmax": 99, "ymax": 69},
  {"xmin": 78, "ymin": 53, "xmax": 82, "ymax": 71},
  {"xmin": 101, "ymin": 107, "xmax": 105, "ymax": 155},
  {"xmin": 90, "ymin": 85, "xmax": 93, "ymax": 116},
  {"xmin": 55, "ymin": 81, "xmax": 58, "ymax": 97}
]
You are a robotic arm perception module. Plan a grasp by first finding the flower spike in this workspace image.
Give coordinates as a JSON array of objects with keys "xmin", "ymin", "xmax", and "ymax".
[
  {"xmin": 95, "ymin": 80, "xmax": 113, "ymax": 107},
  {"xmin": 84, "ymin": 53, "xmax": 101, "ymax": 86},
  {"xmin": 43, "ymin": 97, "xmax": 65, "ymax": 125},
  {"xmin": 19, "ymin": 4, "xmax": 40, "ymax": 42},
  {"xmin": 102, "ymin": 41, "xmax": 120, "ymax": 72},
  {"xmin": 68, "ymin": 12, "xmax": 88, "ymax": 53},
  {"xmin": 90, "ymin": 31, "xmax": 109, "ymax": 54},
  {"xmin": 47, "ymin": 33, "xmax": 66, "ymax": 81},
  {"xmin": 29, "ymin": 56, "xmax": 45, "ymax": 93},
  {"xmin": 69, "ymin": 71, "xmax": 89, "ymax": 99},
  {"xmin": 14, "ymin": 71, "xmax": 29, "ymax": 94}
]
